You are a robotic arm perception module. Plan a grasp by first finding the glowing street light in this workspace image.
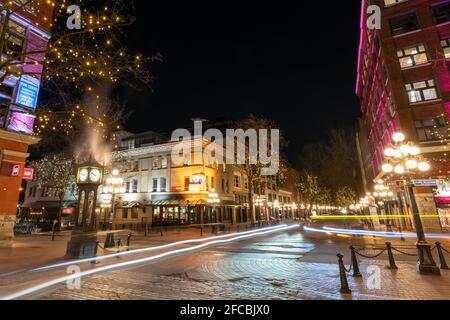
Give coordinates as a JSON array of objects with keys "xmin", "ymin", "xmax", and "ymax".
[
  {"xmin": 381, "ymin": 132, "xmax": 439, "ymax": 275},
  {"xmin": 103, "ymin": 169, "xmax": 125, "ymax": 229}
]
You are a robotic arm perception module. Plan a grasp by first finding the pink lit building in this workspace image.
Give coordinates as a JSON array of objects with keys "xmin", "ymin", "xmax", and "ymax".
[{"xmin": 357, "ymin": 0, "xmax": 450, "ymax": 181}]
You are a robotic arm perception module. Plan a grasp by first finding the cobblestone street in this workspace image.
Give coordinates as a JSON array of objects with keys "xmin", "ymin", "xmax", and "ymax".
[{"xmin": 32, "ymin": 230, "xmax": 450, "ymax": 300}]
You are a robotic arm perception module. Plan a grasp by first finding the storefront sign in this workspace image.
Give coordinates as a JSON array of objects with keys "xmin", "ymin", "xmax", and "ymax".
[
  {"xmin": 413, "ymin": 180, "xmax": 438, "ymax": 187},
  {"xmin": 10, "ymin": 164, "xmax": 22, "ymax": 177},
  {"xmin": 15, "ymin": 75, "xmax": 40, "ymax": 110},
  {"xmin": 62, "ymin": 207, "xmax": 74, "ymax": 215},
  {"xmin": 23, "ymin": 168, "xmax": 34, "ymax": 180}
]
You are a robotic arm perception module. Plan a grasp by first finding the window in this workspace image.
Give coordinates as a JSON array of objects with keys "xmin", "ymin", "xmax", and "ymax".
[
  {"xmin": 221, "ymin": 179, "xmax": 225, "ymax": 192},
  {"xmin": 397, "ymin": 44, "xmax": 428, "ymax": 68},
  {"xmin": 122, "ymin": 209, "xmax": 128, "ymax": 219},
  {"xmin": 133, "ymin": 161, "xmax": 139, "ymax": 172},
  {"xmin": 160, "ymin": 178, "xmax": 167, "ymax": 192},
  {"xmin": 244, "ymin": 178, "xmax": 248, "ymax": 189},
  {"xmin": 432, "ymin": 2, "xmax": 450, "ymax": 25},
  {"xmin": 405, "ymin": 80, "xmax": 439, "ymax": 103},
  {"xmin": 0, "ymin": 83, "xmax": 14, "ymax": 105},
  {"xmin": 384, "ymin": 0, "xmax": 407, "ymax": 6},
  {"xmin": 0, "ymin": 18, "xmax": 26, "ymax": 57},
  {"xmin": 126, "ymin": 181, "xmax": 131, "ymax": 193},
  {"xmin": 161, "ymin": 156, "xmax": 167, "ymax": 169},
  {"xmin": 234, "ymin": 175, "xmax": 240, "ymax": 188},
  {"xmin": 152, "ymin": 158, "xmax": 160, "ymax": 169},
  {"xmin": 131, "ymin": 207, "xmax": 139, "ymax": 219},
  {"xmin": 416, "ymin": 117, "xmax": 449, "ymax": 142},
  {"xmin": 184, "ymin": 177, "xmax": 190, "ymax": 191},
  {"xmin": 132, "ymin": 179, "xmax": 138, "ymax": 193},
  {"xmin": 441, "ymin": 39, "xmax": 450, "ymax": 59},
  {"xmin": 152, "ymin": 178, "xmax": 158, "ymax": 192},
  {"xmin": 211, "ymin": 177, "xmax": 215, "ymax": 190},
  {"xmin": 389, "ymin": 13, "xmax": 420, "ymax": 36}
]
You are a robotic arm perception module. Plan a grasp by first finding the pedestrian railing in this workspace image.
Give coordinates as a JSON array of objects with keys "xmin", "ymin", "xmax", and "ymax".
[{"xmin": 336, "ymin": 242, "xmax": 450, "ymax": 294}]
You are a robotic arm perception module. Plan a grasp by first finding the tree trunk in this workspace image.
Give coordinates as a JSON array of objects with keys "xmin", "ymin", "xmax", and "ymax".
[{"xmin": 57, "ymin": 192, "xmax": 64, "ymax": 232}]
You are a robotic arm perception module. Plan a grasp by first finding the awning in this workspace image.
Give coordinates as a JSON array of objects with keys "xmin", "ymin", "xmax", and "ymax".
[
  {"xmin": 148, "ymin": 199, "xmax": 240, "ymax": 206},
  {"xmin": 118, "ymin": 201, "xmax": 141, "ymax": 208}
]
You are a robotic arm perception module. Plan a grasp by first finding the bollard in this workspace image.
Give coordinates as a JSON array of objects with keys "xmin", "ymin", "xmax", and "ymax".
[
  {"xmin": 350, "ymin": 246, "xmax": 362, "ymax": 277},
  {"xmin": 160, "ymin": 227, "xmax": 163, "ymax": 237},
  {"xmin": 386, "ymin": 242, "xmax": 398, "ymax": 270},
  {"xmin": 127, "ymin": 233, "xmax": 132, "ymax": 247},
  {"xmin": 336, "ymin": 254, "xmax": 352, "ymax": 294},
  {"xmin": 237, "ymin": 225, "xmax": 240, "ymax": 232},
  {"xmin": 91, "ymin": 241, "xmax": 99, "ymax": 264},
  {"xmin": 200, "ymin": 225, "xmax": 203, "ymax": 237},
  {"xmin": 104, "ymin": 233, "xmax": 115, "ymax": 248},
  {"xmin": 435, "ymin": 242, "xmax": 449, "ymax": 270},
  {"xmin": 117, "ymin": 237, "xmax": 122, "ymax": 248},
  {"xmin": 144, "ymin": 224, "xmax": 148, "ymax": 237},
  {"xmin": 399, "ymin": 227, "xmax": 405, "ymax": 242}
]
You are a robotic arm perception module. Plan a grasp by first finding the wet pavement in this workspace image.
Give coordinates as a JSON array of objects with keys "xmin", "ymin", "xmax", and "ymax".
[{"xmin": 29, "ymin": 230, "xmax": 450, "ymax": 300}]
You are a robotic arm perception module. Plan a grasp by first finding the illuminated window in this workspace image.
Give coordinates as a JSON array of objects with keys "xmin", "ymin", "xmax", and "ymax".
[
  {"xmin": 405, "ymin": 80, "xmax": 439, "ymax": 103},
  {"xmin": 0, "ymin": 18, "xmax": 26, "ymax": 57},
  {"xmin": 390, "ymin": 13, "xmax": 420, "ymax": 36},
  {"xmin": 234, "ymin": 175, "xmax": 240, "ymax": 188},
  {"xmin": 132, "ymin": 179, "xmax": 138, "ymax": 193},
  {"xmin": 397, "ymin": 44, "xmax": 428, "ymax": 68},
  {"xmin": 441, "ymin": 39, "xmax": 450, "ymax": 59},
  {"xmin": 415, "ymin": 117, "xmax": 449, "ymax": 142},
  {"xmin": 432, "ymin": 2, "xmax": 450, "ymax": 25},
  {"xmin": 152, "ymin": 178, "xmax": 158, "ymax": 192},
  {"xmin": 160, "ymin": 178, "xmax": 167, "ymax": 192}
]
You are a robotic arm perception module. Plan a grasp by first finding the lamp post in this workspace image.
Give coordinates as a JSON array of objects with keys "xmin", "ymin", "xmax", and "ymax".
[
  {"xmin": 208, "ymin": 188, "xmax": 220, "ymax": 233},
  {"xmin": 104, "ymin": 169, "xmax": 125, "ymax": 230},
  {"xmin": 382, "ymin": 132, "xmax": 440, "ymax": 275}
]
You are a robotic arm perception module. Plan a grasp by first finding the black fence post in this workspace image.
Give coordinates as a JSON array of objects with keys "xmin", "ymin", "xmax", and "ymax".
[
  {"xmin": 337, "ymin": 254, "xmax": 352, "ymax": 294},
  {"xmin": 386, "ymin": 242, "xmax": 398, "ymax": 270},
  {"xmin": 91, "ymin": 241, "xmax": 99, "ymax": 265},
  {"xmin": 127, "ymin": 233, "xmax": 132, "ymax": 249},
  {"xmin": 436, "ymin": 242, "xmax": 449, "ymax": 270},
  {"xmin": 104, "ymin": 233, "xmax": 115, "ymax": 248},
  {"xmin": 350, "ymin": 246, "xmax": 362, "ymax": 277}
]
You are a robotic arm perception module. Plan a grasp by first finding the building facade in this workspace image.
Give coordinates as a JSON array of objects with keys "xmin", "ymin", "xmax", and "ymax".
[
  {"xmin": 21, "ymin": 131, "xmax": 297, "ymax": 230},
  {"xmin": 0, "ymin": 1, "xmax": 54, "ymax": 246},
  {"xmin": 356, "ymin": 0, "xmax": 450, "ymax": 231},
  {"xmin": 98, "ymin": 133, "xmax": 296, "ymax": 229}
]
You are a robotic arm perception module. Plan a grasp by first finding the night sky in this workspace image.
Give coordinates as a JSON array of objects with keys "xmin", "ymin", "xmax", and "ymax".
[{"xmin": 119, "ymin": 1, "xmax": 362, "ymax": 163}]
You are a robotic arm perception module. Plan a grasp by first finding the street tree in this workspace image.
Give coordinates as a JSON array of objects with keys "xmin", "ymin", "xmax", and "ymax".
[
  {"xmin": 32, "ymin": 153, "xmax": 75, "ymax": 229},
  {"xmin": 334, "ymin": 186, "xmax": 356, "ymax": 208},
  {"xmin": 235, "ymin": 115, "xmax": 289, "ymax": 224}
]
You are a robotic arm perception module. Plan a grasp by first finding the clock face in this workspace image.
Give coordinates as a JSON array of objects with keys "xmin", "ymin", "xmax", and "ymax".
[
  {"xmin": 89, "ymin": 168, "xmax": 101, "ymax": 182},
  {"xmin": 79, "ymin": 168, "xmax": 88, "ymax": 182}
]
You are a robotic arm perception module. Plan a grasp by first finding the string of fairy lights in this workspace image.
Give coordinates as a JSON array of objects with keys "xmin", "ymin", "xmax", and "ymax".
[{"xmin": 1, "ymin": 1, "xmax": 158, "ymax": 140}]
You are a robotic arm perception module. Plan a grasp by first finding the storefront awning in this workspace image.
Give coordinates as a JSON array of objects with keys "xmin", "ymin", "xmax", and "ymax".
[
  {"xmin": 26, "ymin": 201, "xmax": 77, "ymax": 210},
  {"xmin": 118, "ymin": 201, "xmax": 141, "ymax": 208},
  {"xmin": 149, "ymin": 199, "xmax": 239, "ymax": 207}
]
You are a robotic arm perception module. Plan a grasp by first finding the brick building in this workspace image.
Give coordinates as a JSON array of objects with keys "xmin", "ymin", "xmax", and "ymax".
[{"xmin": 0, "ymin": 1, "xmax": 54, "ymax": 246}]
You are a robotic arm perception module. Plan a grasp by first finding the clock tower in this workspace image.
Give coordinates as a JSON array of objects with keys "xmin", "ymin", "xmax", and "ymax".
[{"xmin": 66, "ymin": 156, "xmax": 104, "ymax": 259}]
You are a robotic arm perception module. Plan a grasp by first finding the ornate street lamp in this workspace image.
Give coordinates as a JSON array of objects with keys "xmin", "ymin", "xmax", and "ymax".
[
  {"xmin": 382, "ymin": 132, "xmax": 440, "ymax": 275},
  {"xmin": 208, "ymin": 188, "xmax": 220, "ymax": 223},
  {"xmin": 104, "ymin": 169, "xmax": 125, "ymax": 229},
  {"xmin": 66, "ymin": 156, "xmax": 104, "ymax": 259}
]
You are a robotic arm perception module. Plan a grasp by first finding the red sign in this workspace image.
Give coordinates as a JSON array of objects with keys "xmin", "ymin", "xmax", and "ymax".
[
  {"xmin": 62, "ymin": 208, "xmax": 74, "ymax": 215},
  {"xmin": 22, "ymin": 168, "xmax": 34, "ymax": 180},
  {"xmin": 435, "ymin": 196, "xmax": 450, "ymax": 204}
]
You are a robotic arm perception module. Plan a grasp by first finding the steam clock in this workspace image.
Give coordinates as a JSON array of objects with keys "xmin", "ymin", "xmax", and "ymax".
[{"xmin": 66, "ymin": 156, "xmax": 104, "ymax": 258}]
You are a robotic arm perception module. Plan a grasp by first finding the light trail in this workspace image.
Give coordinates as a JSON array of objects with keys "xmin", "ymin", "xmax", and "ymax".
[
  {"xmin": 1, "ymin": 225, "xmax": 299, "ymax": 300},
  {"xmin": 32, "ymin": 225, "xmax": 287, "ymax": 272},
  {"xmin": 304, "ymin": 226, "xmax": 450, "ymax": 240},
  {"xmin": 311, "ymin": 214, "xmax": 441, "ymax": 220}
]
